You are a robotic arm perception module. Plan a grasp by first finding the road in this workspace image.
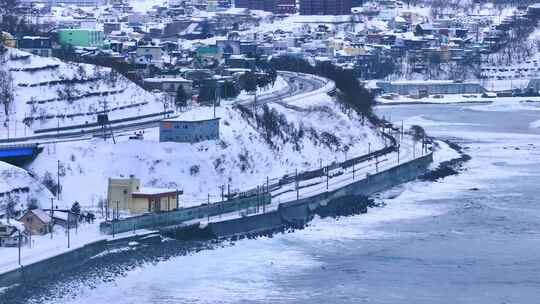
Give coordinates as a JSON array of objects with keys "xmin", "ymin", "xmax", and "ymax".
[
  {"xmin": 235, "ymin": 71, "xmax": 329, "ymax": 106},
  {"xmin": 0, "ymin": 72, "xmax": 330, "ymax": 145}
]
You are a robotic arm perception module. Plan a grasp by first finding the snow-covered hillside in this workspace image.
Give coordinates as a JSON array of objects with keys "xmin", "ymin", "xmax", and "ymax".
[
  {"xmin": 0, "ymin": 161, "xmax": 53, "ymax": 216},
  {"xmin": 0, "ymin": 48, "xmax": 164, "ymax": 136},
  {"xmin": 27, "ymin": 92, "xmax": 384, "ymax": 209}
]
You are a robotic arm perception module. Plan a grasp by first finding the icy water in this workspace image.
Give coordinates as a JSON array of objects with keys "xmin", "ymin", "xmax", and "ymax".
[{"xmin": 16, "ymin": 101, "xmax": 540, "ymax": 303}]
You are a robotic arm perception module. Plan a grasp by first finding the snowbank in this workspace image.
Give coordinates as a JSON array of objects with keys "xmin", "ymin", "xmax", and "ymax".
[
  {"xmin": 28, "ymin": 96, "xmax": 384, "ymax": 209},
  {"xmin": 0, "ymin": 48, "xmax": 164, "ymax": 137}
]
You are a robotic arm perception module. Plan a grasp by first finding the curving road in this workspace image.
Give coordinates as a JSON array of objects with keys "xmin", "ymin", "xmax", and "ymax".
[{"xmin": 0, "ymin": 72, "xmax": 330, "ymax": 145}]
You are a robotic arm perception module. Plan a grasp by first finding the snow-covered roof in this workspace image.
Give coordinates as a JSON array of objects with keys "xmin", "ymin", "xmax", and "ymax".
[
  {"xmin": 133, "ymin": 187, "xmax": 178, "ymax": 195},
  {"xmin": 22, "ymin": 36, "xmax": 49, "ymax": 40},
  {"xmin": 0, "ymin": 218, "xmax": 25, "ymax": 231},
  {"xmin": 52, "ymin": 211, "xmax": 69, "ymax": 221},
  {"xmin": 386, "ymin": 80, "xmax": 480, "ymax": 85},
  {"xmin": 27, "ymin": 209, "xmax": 52, "ymax": 224},
  {"xmin": 143, "ymin": 77, "xmax": 191, "ymax": 83},
  {"xmin": 417, "ymin": 23, "xmax": 435, "ymax": 30}
]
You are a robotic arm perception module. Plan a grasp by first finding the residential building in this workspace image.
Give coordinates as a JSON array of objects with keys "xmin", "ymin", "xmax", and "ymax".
[
  {"xmin": 43, "ymin": 210, "xmax": 78, "ymax": 228},
  {"xmin": 216, "ymin": 39, "xmax": 241, "ymax": 56},
  {"xmin": 276, "ymin": 0, "xmax": 296, "ymax": 14},
  {"xmin": 0, "ymin": 31, "xmax": 16, "ymax": 48},
  {"xmin": 18, "ymin": 36, "xmax": 52, "ymax": 57},
  {"xmin": 19, "ymin": 209, "xmax": 52, "ymax": 235},
  {"xmin": 159, "ymin": 118, "xmax": 220, "ymax": 143},
  {"xmin": 58, "ymin": 29, "xmax": 105, "ymax": 48},
  {"xmin": 0, "ymin": 219, "xmax": 26, "ymax": 247},
  {"xmin": 134, "ymin": 45, "xmax": 163, "ymax": 65},
  {"xmin": 299, "ymin": 0, "xmax": 352, "ymax": 15},
  {"xmin": 235, "ymin": 0, "xmax": 296, "ymax": 14},
  {"xmin": 377, "ymin": 80, "xmax": 485, "ymax": 96},
  {"xmin": 107, "ymin": 176, "xmax": 180, "ymax": 214},
  {"xmin": 143, "ymin": 77, "xmax": 193, "ymax": 95}
]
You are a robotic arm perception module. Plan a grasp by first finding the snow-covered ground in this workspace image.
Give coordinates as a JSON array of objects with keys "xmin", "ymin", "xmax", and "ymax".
[
  {"xmin": 0, "ymin": 213, "xmax": 159, "ymax": 275},
  {"xmin": 0, "ymin": 221, "xmax": 102, "ymax": 274},
  {"xmin": 27, "ymin": 90, "xmax": 384, "ymax": 209},
  {"xmin": 0, "ymin": 162, "xmax": 52, "ymax": 216},
  {"xmin": 0, "ymin": 48, "xmax": 165, "ymax": 138}
]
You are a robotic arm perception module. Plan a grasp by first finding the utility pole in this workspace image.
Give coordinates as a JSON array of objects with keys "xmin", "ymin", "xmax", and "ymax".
[
  {"xmin": 57, "ymin": 160, "xmax": 61, "ymax": 200},
  {"xmin": 326, "ymin": 167, "xmax": 329, "ymax": 190},
  {"xmin": 256, "ymin": 185, "xmax": 260, "ymax": 213},
  {"xmin": 319, "ymin": 159, "xmax": 323, "ymax": 182},
  {"xmin": 220, "ymin": 185, "xmax": 224, "ymax": 202},
  {"xmin": 220, "ymin": 185, "xmax": 224, "ymax": 218},
  {"xmin": 207, "ymin": 194, "xmax": 210, "ymax": 223},
  {"xmin": 67, "ymin": 217, "xmax": 70, "ymax": 249},
  {"xmin": 353, "ymin": 163, "xmax": 355, "ymax": 180},
  {"xmin": 213, "ymin": 84, "xmax": 217, "ymax": 119},
  {"xmin": 264, "ymin": 176, "xmax": 269, "ymax": 214},
  {"xmin": 50, "ymin": 197, "xmax": 54, "ymax": 239},
  {"xmin": 101, "ymin": 99, "xmax": 108, "ymax": 141},
  {"xmin": 295, "ymin": 168, "xmax": 299, "ymax": 200},
  {"xmin": 252, "ymin": 91, "xmax": 258, "ymax": 119},
  {"xmin": 400, "ymin": 120, "xmax": 404, "ymax": 143},
  {"xmin": 18, "ymin": 230, "xmax": 21, "ymax": 266}
]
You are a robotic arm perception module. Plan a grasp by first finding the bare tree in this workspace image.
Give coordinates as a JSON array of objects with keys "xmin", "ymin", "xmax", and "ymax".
[{"xmin": 0, "ymin": 68, "xmax": 14, "ymax": 119}]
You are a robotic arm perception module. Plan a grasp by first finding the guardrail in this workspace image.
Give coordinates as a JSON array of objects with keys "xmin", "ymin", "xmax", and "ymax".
[
  {"xmin": 0, "ymin": 111, "xmax": 176, "ymax": 144},
  {"xmin": 282, "ymin": 72, "xmax": 336, "ymax": 103},
  {"xmin": 99, "ymin": 72, "xmax": 421, "ymax": 235},
  {"xmin": 100, "ymin": 193, "xmax": 271, "ymax": 235}
]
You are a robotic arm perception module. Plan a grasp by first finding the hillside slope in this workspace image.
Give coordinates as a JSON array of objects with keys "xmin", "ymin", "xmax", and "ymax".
[
  {"xmin": 0, "ymin": 161, "xmax": 53, "ymax": 216},
  {"xmin": 0, "ymin": 48, "xmax": 164, "ymax": 136},
  {"xmin": 27, "ymin": 92, "xmax": 385, "ymax": 209}
]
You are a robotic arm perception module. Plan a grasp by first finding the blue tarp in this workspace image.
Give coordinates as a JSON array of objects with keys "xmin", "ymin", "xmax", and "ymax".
[{"xmin": 0, "ymin": 147, "xmax": 35, "ymax": 158}]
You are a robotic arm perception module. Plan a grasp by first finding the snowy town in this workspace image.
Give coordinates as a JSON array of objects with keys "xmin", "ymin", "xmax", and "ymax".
[{"xmin": 1, "ymin": 0, "xmax": 540, "ymax": 303}]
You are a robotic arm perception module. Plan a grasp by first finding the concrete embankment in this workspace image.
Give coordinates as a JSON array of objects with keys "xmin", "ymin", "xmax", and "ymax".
[
  {"xmin": 0, "ymin": 152, "xmax": 433, "ymax": 290},
  {"xmin": 164, "ymin": 152, "xmax": 433, "ymax": 240},
  {"xmin": 0, "ymin": 232, "xmax": 159, "ymax": 289}
]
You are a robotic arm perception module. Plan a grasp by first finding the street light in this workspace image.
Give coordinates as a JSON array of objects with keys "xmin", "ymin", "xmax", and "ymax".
[{"xmin": 18, "ymin": 230, "xmax": 22, "ymax": 266}]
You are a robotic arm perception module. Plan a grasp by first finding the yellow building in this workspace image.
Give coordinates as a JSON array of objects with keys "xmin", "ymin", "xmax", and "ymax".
[{"xmin": 107, "ymin": 176, "xmax": 180, "ymax": 215}]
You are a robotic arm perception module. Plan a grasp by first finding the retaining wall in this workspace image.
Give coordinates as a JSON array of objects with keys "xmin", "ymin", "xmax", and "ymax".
[
  {"xmin": 166, "ymin": 153, "xmax": 433, "ymax": 240},
  {"xmin": 0, "ymin": 153, "xmax": 433, "ymax": 288},
  {"xmin": 0, "ymin": 240, "xmax": 106, "ymax": 288},
  {"xmin": 100, "ymin": 194, "xmax": 272, "ymax": 235}
]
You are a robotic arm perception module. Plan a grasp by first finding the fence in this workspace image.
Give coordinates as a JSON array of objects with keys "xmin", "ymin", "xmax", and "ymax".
[{"xmin": 100, "ymin": 193, "xmax": 271, "ymax": 235}]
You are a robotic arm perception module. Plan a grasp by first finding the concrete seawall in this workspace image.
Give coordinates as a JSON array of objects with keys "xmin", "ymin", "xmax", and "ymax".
[
  {"xmin": 0, "ymin": 233, "xmax": 157, "ymax": 289},
  {"xmin": 0, "ymin": 240, "xmax": 106, "ymax": 288},
  {"xmin": 165, "ymin": 153, "xmax": 434, "ymax": 240},
  {"xmin": 0, "ymin": 153, "xmax": 433, "ymax": 289}
]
